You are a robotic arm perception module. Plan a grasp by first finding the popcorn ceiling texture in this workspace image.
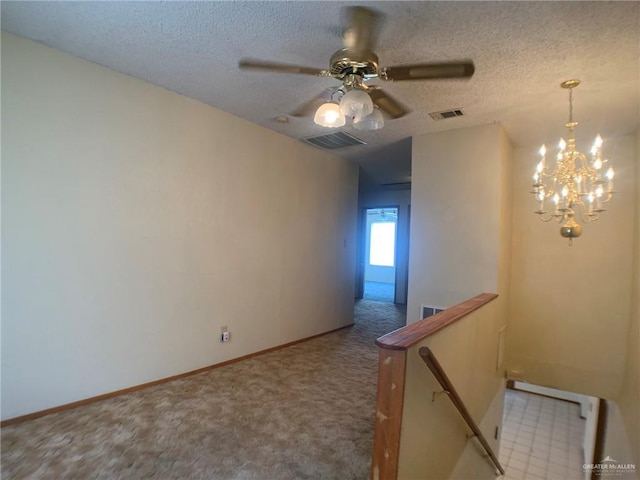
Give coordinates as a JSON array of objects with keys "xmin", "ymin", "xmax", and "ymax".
[
  {"xmin": 1, "ymin": 0, "xmax": 638, "ymax": 166},
  {"xmin": 1, "ymin": 300, "xmax": 405, "ymax": 480}
]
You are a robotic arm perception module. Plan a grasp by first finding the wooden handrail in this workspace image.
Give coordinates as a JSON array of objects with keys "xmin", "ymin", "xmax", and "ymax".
[
  {"xmin": 419, "ymin": 346, "xmax": 505, "ymax": 476},
  {"xmin": 371, "ymin": 293, "xmax": 500, "ymax": 479},
  {"xmin": 376, "ymin": 293, "xmax": 498, "ymax": 351}
]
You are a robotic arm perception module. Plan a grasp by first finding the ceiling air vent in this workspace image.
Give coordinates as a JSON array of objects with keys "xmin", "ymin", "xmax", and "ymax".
[
  {"xmin": 303, "ymin": 131, "xmax": 366, "ymax": 149},
  {"xmin": 429, "ymin": 108, "xmax": 465, "ymax": 121}
]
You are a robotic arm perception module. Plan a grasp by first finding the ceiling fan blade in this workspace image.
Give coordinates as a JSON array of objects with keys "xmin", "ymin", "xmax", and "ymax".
[
  {"xmin": 239, "ymin": 59, "xmax": 329, "ymax": 77},
  {"xmin": 367, "ymin": 88, "xmax": 410, "ymax": 119},
  {"xmin": 341, "ymin": 6, "xmax": 383, "ymax": 53},
  {"xmin": 381, "ymin": 62, "xmax": 475, "ymax": 81}
]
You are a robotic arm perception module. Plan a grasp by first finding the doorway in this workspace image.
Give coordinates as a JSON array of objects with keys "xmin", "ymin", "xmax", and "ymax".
[{"xmin": 363, "ymin": 207, "xmax": 398, "ymax": 302}]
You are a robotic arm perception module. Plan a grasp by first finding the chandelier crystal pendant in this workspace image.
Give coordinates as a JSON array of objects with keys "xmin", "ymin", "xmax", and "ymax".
[{"xmin": 532, "ymin": 79, "xmax": 615, "ymax": 245}]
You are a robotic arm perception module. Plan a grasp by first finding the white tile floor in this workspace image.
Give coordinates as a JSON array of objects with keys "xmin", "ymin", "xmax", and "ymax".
[{"xmin": 499, "ymin": 389, "xmax": 586, "ymax": 480}]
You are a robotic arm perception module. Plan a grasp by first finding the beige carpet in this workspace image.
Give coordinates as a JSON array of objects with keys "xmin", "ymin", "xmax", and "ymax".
[{"xmin": 1, "ymin": 300, "xmax": 405, "ymax": 480}]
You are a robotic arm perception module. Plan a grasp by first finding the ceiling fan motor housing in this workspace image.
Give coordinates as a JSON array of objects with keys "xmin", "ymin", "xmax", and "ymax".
[{"xmin": 329, "ymin": 48, "xmax": 379, "ymax": 79}]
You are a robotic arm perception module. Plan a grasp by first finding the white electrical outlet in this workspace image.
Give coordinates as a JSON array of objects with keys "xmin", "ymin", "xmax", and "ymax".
[{"xmin": 220, "ymin": 326, "xmax": 230, "ymax": 343}]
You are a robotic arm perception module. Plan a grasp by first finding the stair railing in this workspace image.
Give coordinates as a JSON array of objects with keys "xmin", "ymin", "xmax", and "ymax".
[{"xmin": 419, "ymin": 346, "xmax": 505, "ymax": 476}]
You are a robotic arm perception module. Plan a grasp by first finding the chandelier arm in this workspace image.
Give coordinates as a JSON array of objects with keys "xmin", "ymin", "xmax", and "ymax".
[
  {"xmin": 537, "ymin": 213, "xmax": 555, "ymax": 222},
  {"xmin": 583, "ymin": 213, "xmax": 599, "ymax": 223},
  {"xmin": 577, "ymin": 151, "xmax": 591, "ymax": 173},
  {"xmin": 601, "ymin": 192, "xmax": 614, "ymax": 204},
  {"xmin": 542, "ymin": 183, "xmax": 555, "ymax": 199},
  {"xmin": 536, "ymin": 207, "xmax": 565, "ymax": 223},
  {"xmin": 546, "ymin": 176, "xmax": 558, "ymax": 198},
  {"xmin": 574, "ymin": 155, "xmax": 589, "ymax": 196},
  {"xmin": 540, "ymin": 164, "xmax": 551, "ymax": 178},
  {"xmin": 573, "ymin": 200, "xmax": 594, "ymax": 223}
]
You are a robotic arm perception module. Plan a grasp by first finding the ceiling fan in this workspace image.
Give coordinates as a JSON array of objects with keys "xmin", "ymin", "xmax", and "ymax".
[{"xmin": 239, "ymin": 6, "xmax": 474, "ymax": 130}]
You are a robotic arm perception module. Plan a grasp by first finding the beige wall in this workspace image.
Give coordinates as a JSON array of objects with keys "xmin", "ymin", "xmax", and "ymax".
[
  {"xmin": 603, "ymin": 402, "xmax": 639, "ymax": 479},
  {"xmin": 1, "ymin": 33, "xmax": 358, "ymax": 420},
  {"xmin": 397, "ymin": 298, "xmax": 506, "ymax": 480},
  {"xmin": 408, "ymin": 124, "xmax": 511, "ymax": 322},
  {"xmin": 606, "ymin": 128, "xmax": 640, "ymax": 468},
  {"xmin": 401, "ymin": 125, "xmax": 511, "ymax": 478},
  {"xmin": 506, "ymin": 134, "xmax": 636, "ymax": 399}
]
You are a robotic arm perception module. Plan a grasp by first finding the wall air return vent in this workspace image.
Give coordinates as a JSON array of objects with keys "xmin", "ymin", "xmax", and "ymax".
[
  {"xmin": 420, "ymin": 305, "xmax": 446, "ymax": 320},
  {"xmin": 303, "ymin": 131, "xmax": 366, "ymax": 149},
  {"xmin": 429, "ymin": 108, "xmax": 465, "ymax": 121}
]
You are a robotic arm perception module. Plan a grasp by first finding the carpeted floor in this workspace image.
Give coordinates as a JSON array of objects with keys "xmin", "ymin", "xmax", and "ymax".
[
  {"xmin": 363, "ymin": 281, "xmax": 395, "ymax": 303},
  {"xmin": 1, "ymin": 300, "xmax": 406, "ymax": 480}
]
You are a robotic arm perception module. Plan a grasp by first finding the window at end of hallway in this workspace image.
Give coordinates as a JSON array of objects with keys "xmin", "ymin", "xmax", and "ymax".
[{"xmin": 369, "ymin": 222, "xmax": 396, "ymax": 267}]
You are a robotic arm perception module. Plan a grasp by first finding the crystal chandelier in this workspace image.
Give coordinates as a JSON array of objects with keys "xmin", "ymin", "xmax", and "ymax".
[{"xmin": 532, "ymin": 79, "xmax": 615, "ymax": 245}]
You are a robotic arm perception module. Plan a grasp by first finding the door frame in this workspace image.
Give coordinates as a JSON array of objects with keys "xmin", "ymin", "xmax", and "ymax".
[{"xmin": 355, "ymin": 205, "xmax": 400, "ymax": 302}]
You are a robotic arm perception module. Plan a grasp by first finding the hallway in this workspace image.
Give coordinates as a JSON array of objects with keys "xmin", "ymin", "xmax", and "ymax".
[{"xmin": 363, "ymin": 280, "xmax": 395, "ymax": 303}]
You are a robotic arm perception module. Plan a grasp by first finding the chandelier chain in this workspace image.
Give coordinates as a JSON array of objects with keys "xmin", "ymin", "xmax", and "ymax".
[{"xmin": 568, "ymin": 88, "xmax": 573, "ymax": 124}]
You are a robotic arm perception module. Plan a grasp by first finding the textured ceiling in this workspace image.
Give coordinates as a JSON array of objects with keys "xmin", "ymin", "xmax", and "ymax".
[{"xmin": 2, "ymin": 1, "xmax": 639, "ymax": 186}]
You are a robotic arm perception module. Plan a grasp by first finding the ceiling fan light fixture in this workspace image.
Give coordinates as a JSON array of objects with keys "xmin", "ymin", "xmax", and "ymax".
[
  {"xmin": 240, "ymin": 7, "xmax": 476, "ymax": 131},
  {"xmin": 354, "ymin": 108, "xmax": 384, "ymax": 130},
  {"xmin": 314, "ymin": 102, "xmax": 346, "ymax": 128},
  {"xmin": 339, "ymin": 88, "xmax": 374, "ymax": 119}
]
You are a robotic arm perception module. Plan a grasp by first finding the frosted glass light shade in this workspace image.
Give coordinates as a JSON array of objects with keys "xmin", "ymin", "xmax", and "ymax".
[
  {"xmin": 314, "ymin": 103, "xmax": 346, "ymax": 127},
  {"xmin": 339, "ymin": 89, "xmax": 374, "ymax": 119},
  {"xmin": 354, "ymin": 109, "xmax": 384, "ymax": 130}
]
